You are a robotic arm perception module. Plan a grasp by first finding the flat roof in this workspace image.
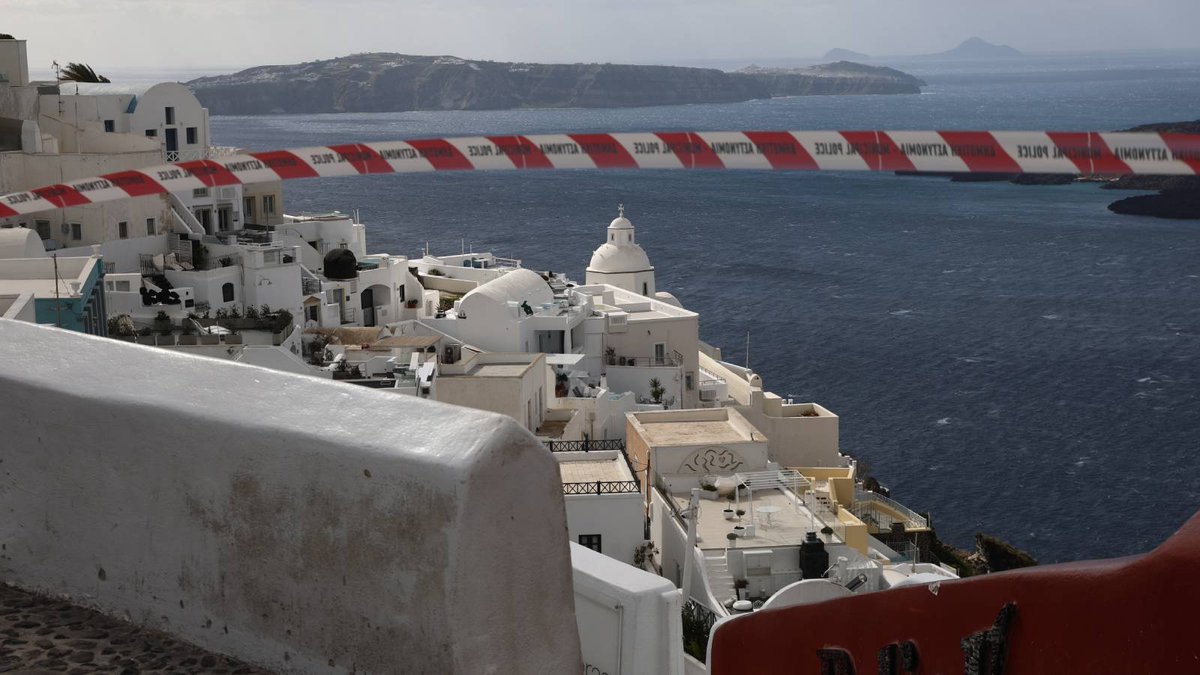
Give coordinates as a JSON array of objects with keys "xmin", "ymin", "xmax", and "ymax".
[
  {"xmin": 630, "ymin": 408, "xmax": 763, "ymax": 447},
  {"xmin": 682, "ymin": 489, "xmax": 839, "ymax": 551},
  {"xmin": 558, "ymin": 457, "xmax": 635, "ymax": 484}
]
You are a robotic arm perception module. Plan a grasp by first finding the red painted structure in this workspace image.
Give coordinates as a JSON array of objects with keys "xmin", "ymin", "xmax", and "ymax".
[{"xmin": 708, "ymin": 511, "xmax": 1200, "ymax": 674}]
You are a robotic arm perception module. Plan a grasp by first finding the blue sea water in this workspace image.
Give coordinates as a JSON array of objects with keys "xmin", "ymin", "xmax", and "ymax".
[{"xmin": 211, "ymin": 53, "xmax": 1200, "ymax": 564}]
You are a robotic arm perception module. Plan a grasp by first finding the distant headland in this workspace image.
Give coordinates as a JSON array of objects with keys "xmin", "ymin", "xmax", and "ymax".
[
  {"xmin": 823, "ymin": 37, "xmax": 1024, "ymax": 62},
  {"xmin": 185, "ymin": 53, "xmax": 925, "ymax": 116}
]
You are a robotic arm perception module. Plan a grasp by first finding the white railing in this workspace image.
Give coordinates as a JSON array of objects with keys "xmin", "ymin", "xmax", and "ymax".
[
  {"xmin": 162, "ymin": 146, "xmax": 242, "ymax": 163},
  {"xmin": 852, "ymin": 489, "xmax": 929, "ymax": 530}
]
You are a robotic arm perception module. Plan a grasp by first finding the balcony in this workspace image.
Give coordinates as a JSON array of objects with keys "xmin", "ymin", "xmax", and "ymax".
[
  {"xmin": 562, "ymin": 481, "xmax": 640, "ymax": 496},
  {"xmin": 851, "ymin": 489, "xmax": 929, "ymax": 531},
  {"xmin": 607, "ymin": 352, "xmax": 681, "ymax": 368},
  {"xmin": 545, "ymin": 439, "xmax": 626, "ymax": 453}
]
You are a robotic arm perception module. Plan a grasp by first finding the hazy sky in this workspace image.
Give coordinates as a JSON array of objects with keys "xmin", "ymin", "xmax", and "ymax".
[{"xmin": 8, "ymin": 0, "xmax": 1199, "ymax": 75}]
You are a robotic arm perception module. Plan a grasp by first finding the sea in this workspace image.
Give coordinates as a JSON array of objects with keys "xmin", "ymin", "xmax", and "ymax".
[{"xmin": 202, "ymin": 51, "xmax": 1200, "ymax": 564}]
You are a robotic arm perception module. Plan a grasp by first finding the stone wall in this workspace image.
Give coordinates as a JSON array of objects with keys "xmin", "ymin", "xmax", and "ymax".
[{"xmin": 0, "ymin": 319, "xmax": 582, "ymax": 673}]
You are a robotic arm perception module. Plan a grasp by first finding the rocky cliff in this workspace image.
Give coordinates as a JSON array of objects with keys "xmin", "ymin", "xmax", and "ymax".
[
  {"xmin": 186, "ymin": 53, "xmax": 925, "ymax": 115},
  {"xmin": 736, "ymin": 62, "xmax": 925, "ymax": 96}
]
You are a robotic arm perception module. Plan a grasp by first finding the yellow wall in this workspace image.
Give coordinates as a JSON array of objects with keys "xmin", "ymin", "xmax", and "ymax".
[
  {"xmin": 795, "ymin": 466, "xmax": 856, "ymax": 508},
  {"xmin": 837, "ymin": 509, "xmax": 868, "ymax": 556}
]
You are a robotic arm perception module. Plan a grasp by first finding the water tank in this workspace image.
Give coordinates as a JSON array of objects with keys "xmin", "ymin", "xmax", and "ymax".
[
  {"xmin": 799, "ymin": 531, "xmax": 829, "ymax": 580},
  {"xmin": 323, "ymin": 248, "xmax": 358, "ymax": 280}
]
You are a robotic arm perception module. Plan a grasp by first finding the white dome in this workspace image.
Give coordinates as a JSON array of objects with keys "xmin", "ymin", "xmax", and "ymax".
[
  {"xmin": 458, "ymin": 269, "xmax": 553, "ymax": 323},
  {"xmin": 588, "ymin": 243, "xmax": 652, "ymax": 274},
  {"xmin": 588, "ymin": 210, "xmax": 653, "ymax": 275}
]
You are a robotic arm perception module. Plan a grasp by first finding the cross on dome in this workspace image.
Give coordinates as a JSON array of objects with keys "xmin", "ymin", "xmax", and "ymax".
[{"xmin": 618, "ymin": 203, "xmax": 624, "ymax": 218}]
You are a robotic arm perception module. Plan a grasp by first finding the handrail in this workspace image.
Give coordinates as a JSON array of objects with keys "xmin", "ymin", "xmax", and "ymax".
[
  {"xmin": 545, "ymin": 438, "xmax": 625, "ymax": 453},
  {"xmin": 562, "ymin": 481, "xmax": 640, "ymax": 495},
  {"xmin": 853, "ymin": 489, "xmax": 929, "ymax": 529}
]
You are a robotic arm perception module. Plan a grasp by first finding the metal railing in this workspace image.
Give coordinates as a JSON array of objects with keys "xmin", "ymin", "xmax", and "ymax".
[
  {"xmin": 610, "ymin": 354, "xmax": 681, "ymax": 368},
  {"xmin": 302, "ymin": 277, "xmax": 322, "ymax": 295},
  {"xmin": 852, "ymin": 489, "xmax": 929, "ymax": 530},
  {"xmin": 562, "ymin": 481, "xmax": 640, "ymax": 496},
  {"xmin": 545, "ymin": 438, "xmax": 625, "ymax": 453}
]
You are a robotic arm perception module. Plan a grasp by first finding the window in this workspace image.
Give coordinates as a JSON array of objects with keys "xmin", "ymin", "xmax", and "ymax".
[
  {"xmin": 146, "ymin": 217, "xmax": 156, "ymax": 236},
  {"xmin": 578, "ymin": 534, "xmax": 602, "ymax": 553},
  {"xmin": 36, "ymin": 220, "xmax": 50, "ymax": 239},
  {"xmin": 221, "ymin": 283, "xmax": 235, "ymax": 303},
  {"xmin": 103, "ymin": 120, "xmax": 114, "ymax": 132},
  {"xmin": 115, "ymin": 280, "xmax": 130, "ymax": 292},
  {"xmin": 653, "ymin": 342, "xmax": 666, "ymax": 365},
  {"xmin": 685, "ymin": 372, "xmax": 695, "ymax": 390},
  {"xmin": 118, "ymin": 221, "xmax": 128, "ymax": 239},
  {"xmin": 165, "ymin": 107, "xmax": 175, "ymax": 124},
  {"xmin": 193, "ymin": 187, "xmax": 209, "ymax": 199},
  {"xmin": 145, "ymin": 129, "xmax": 157, "ymax": 138},
  {"xmin": 263, "ymin": 194, "xmax": 276, "ymax": 215},
  {"xmin": 186, "ymin": 127, "xmax": 197, "ymax": 144},
  {"xmin": 70, "ymin": 222, "xmax": 82, "ymax": 241},
  {"xmin": 643, "ymin": 282, "xmax": 648, "ymax": 295}
]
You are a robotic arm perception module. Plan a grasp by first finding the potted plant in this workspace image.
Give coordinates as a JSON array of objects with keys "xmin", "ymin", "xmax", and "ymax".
[
  {"xmin": 152, "ymin": 310, "xmax": 171, "ymax": 335},
  {"xmin": 733, "ymin": 578, "xmax": 749, "ymax": 601},
  {"xmin": 605, "ymin": 346, "xmax": 616, "ymax": 366},
  {"xmin": 821, "ymin": 525, "xmax": 835, "ymax": 542},
  {"xmin": 733, "ymin": 524, "xmax": 746, "ymax": 538},
  {"xmin": 726, "ymin": 532, "xmax": 738, "ymax": 549},
  {"xmin": 723, "ymin": 506, "xmax": 736, "ymax": 520},
  {"xmin": 649, "ymin": 378, "xmax": 665, "ymax": 405},
  {"xmin": 736, "ymin": 509, "xmax": 746, "ymax": 521},
  {"xmin": 136, "ymin": 327, "xmax": 155, "ymax": 345},
  {"xmin": 699, "ymin": 475, "xmax": 720, "ymax": 500},
  {"xmin": 178, "ymin": 314, "xmax": 198, "ymax": 345}
]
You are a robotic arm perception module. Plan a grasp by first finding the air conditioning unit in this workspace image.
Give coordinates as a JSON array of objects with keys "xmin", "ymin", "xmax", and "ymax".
[
  {"xmin": 607, "ymin": 311, "xmax": 628, "ymax": 333},
  {"xmin": 699, "ymin": 389, "xmax": 716, "ymax": 402}
]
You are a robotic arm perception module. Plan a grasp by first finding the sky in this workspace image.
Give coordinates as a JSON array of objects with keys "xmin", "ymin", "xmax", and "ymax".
[{"xmin": 6, "ymin": 0, "xmax": 1199, "ymax": 77}]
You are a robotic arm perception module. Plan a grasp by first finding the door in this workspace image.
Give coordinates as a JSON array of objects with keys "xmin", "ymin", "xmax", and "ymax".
[
  {"xmin": 654, "ymin": 342, "xmax": 666, "ymax": 365},
  {"xmin": 165, "ymin": 128, "xmax": 178, "ymax": 154},
  {"xmin": 360, "ymin": 287, "xmax": 375, "ymax": 327}
]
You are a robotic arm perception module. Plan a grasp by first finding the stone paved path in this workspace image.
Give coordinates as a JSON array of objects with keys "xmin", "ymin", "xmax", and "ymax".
[{"xmin": 0, "ymin": 583, "xmax": 273, "ymax": 674}]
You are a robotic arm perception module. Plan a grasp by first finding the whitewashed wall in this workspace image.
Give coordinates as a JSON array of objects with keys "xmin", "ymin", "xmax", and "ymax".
[{"xmin": 0, "ymin": 320, "xmax": 582, "ymax": 674}]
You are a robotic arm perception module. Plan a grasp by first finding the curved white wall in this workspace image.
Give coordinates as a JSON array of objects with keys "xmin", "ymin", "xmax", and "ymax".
[{"xmin": 0, "ymin": 319, "xmax": 581, "ymax": 674}]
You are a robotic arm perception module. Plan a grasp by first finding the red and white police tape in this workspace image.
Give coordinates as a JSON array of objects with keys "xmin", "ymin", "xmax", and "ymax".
[{"xmin": 3, "ymin": 130, "xmax": 1199, "ymax": 217}]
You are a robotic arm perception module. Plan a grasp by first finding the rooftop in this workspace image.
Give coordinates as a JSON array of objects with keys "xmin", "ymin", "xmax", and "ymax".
[
  {"xmin": 629, "ymin": 408, "xmax": 765, "ymax": 447},
  {"xmin": 558, "ymin": 454, "xmax": 636, "ymax": 484},
  {"xmin": 440, "ymin": 352, "xmax": 542, "ymax": 378},
  {"xmin": 685, "ymin": 489, "xmax": 840, "ymax": 551}
]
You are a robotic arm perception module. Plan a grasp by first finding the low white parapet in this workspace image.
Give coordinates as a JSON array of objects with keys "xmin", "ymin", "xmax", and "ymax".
[
  {"xmin": 571, "ymin": 542, "xmax": 684, "ymax": 675},
  {"xmin": 0, "ymin": 319, "xmax": 582, "ymax": 673}
]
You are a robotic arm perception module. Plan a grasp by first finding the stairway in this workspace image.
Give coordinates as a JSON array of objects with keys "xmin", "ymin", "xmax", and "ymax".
[{"xmin": 703, "ymin": 552, "xmax": 736, "ymax": 606}]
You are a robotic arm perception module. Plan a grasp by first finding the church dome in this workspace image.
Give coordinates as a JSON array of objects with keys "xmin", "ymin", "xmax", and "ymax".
[
  {"xmin": 588, "ymin": 242, "xmax": 652, "ymax": 274},
  {"xmin": 587, "ymin": 208, "xmax": 653, "ymax": 274}
]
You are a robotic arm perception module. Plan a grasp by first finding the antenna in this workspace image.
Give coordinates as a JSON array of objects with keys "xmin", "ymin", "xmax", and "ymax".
[
  {"xmin": 745, "ymin": 331, "xmax": 751, "ymax": 369},
  {"xmin": 52, "ymin": 253, "xmax": 62, "ymax": 328}
]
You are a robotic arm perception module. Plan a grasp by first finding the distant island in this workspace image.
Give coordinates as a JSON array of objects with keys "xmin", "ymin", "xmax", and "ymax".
[
  {"xmin": 823, "ymin": 48, "xmax": 871, "ymax": 61},
  {"xmin": 930, "ymin": 37, "xmax": 1023, "ymax": 59},
  {"xmin": 1104, "ymin": 120, "xmax": 1200, "ymax": 219},
  {"xmin": 899, "ymin": 120, "xmax": 1200, "ymax": 220},
  {"xmin": 186, "ymin": 53, "xmax": 925, "ymax": 115},
  {"xmin": 822, "ymin": 37, "xmax": 1023, "ymax": 62}
]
